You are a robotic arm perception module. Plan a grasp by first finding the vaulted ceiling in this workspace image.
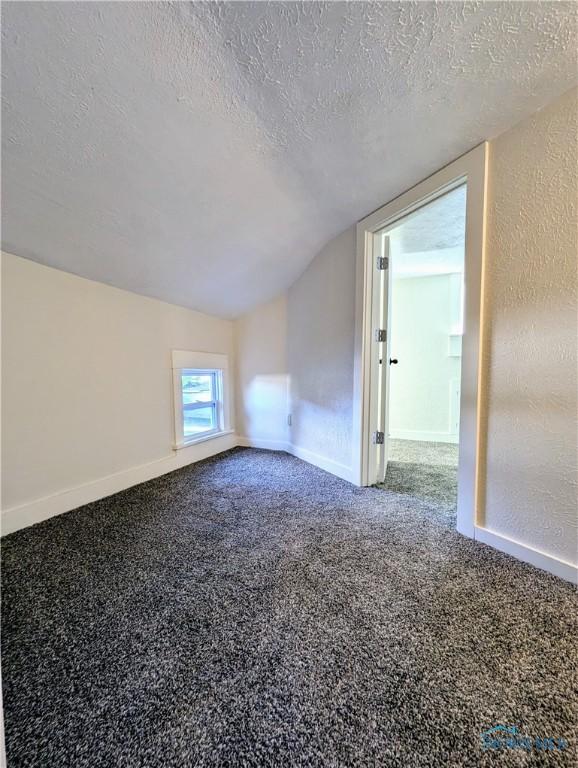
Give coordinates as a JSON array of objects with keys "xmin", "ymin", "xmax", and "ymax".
[{"xmin": 2, "ymin": 2, "xmax": 576, "ymax": 317}]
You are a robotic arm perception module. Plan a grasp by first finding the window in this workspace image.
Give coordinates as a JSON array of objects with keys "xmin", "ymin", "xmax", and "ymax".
[
  {"xmin": 181, "ymin": 370, "xmax": 221, "ymax": 439},
  {"xmin": 172, "ymin": 350, "xmax": 231, "ymax": 449}
]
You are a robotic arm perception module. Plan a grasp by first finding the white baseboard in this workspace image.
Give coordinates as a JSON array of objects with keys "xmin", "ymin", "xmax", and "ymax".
[
  {"xmin": 238, "ymin": 436, "xmax": 355, "ymax": 484},
  {"xmin": 236, "ymin": 436, "xmax": 291, "ymax": 452},
  {"xmin": 4, "ymin": 435, "xmax": 573, "ymax": 586},
  {"xmin": 389, "ymin": 429, "xmax": 459, "ymax": 444},
  {"xmin": 474, "ymin": 526, "xmax": 577, "ymax": 585},
  {"xmin": 288, "ymin": 443, "xmax": 355, "ymax": 484},
  {"xmin": 1, "ymin": 434, "xmax": 355, "ymax": 536},
  {"xmin": 1, "ymin": 432, "xmax": 238, "ymax": 537}
]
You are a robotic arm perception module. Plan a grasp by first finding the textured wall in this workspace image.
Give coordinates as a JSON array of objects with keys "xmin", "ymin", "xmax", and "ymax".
[
  {"xmin": 1, "ymin": 253, "xmax": 234, "ymax": 512},
  {"xmin": 287, "ymin": 227, "xmax": 356, "ymax": 469},
  {"xmin": 234, "ymin": 297, "xmax": 289, "ymax": 446},
  {"xmin": 482, "ymin": 87, "xmax": 578, "ymax": 563}
]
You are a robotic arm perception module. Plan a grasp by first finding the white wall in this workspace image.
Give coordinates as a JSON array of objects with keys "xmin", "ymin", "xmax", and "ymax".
[
  {"xmin": 234, "ymin": 296, "xmax": 289, "ymax": 450},
  {"xmin": 481, "ymin": 86, "xmax": 577, "ymax": 565},
  {"xmin": 1, "ymin": 252, "xmax": 236, "ymax": 534},
  {"xmin": 287, "ymin": 227, "xmax": 356, "ymax": 481},
  {"xmin": 389, "ymin": 273, "xmax": 462, "ymax": 443}
]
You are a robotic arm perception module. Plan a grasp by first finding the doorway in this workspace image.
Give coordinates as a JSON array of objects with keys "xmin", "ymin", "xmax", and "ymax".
[
  {"xmin": 375, "ymin": 185, "xmax": 466, "ymax": 514},
  {"xmin": 353, "ymin": 144, "xmax": 488, "ymax": 537}
]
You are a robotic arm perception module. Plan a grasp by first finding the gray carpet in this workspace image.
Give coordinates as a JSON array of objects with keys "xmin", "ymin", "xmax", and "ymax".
[
  {"xmin": 389, "ymin": 439, "xmax": 459, "ymax": 467},
  {"xmin": 2, "ymin": 448, "xmax": 576, "ymax": 767},
  {"xmin": 380, "ymin": 461, "xmax": 458, "ymax": 510},
  {"xmin": 380, "ymin": 439, "xmax": 459, "ymax": 512}
]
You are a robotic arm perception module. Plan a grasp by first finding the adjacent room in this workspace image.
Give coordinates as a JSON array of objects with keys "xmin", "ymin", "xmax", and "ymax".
[{"xmin": 1, "ymin": 2, "xmax": 577, "ymax": 767}]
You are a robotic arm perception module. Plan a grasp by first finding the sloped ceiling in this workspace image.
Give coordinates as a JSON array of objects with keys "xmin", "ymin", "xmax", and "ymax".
[{"xmin": 2, "ymin": 2, "xmax": 576, "ymax": 318}]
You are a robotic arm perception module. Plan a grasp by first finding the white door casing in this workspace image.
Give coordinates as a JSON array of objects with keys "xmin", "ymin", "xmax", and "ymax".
[{"xmin": 353, "ymin": 142, "xmax": 488, "ymax": 538}]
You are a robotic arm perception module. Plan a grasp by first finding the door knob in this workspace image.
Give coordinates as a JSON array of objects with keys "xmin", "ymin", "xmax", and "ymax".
[{"xmin": 389, "ymin": 358, "xmax": 398, "ymax": 365}]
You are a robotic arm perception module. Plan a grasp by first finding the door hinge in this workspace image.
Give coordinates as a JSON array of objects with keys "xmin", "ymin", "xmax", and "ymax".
[
  {"xmin": 375, "ymin": 328, "xmax": 387, "ymax": 342},
  {"xmin": 376, "ymin": 256, "xmax": 389, "ymax": 270},
  {"xmin": 372, "ymin": 431, "xmax": 385, "ymax": 445}
]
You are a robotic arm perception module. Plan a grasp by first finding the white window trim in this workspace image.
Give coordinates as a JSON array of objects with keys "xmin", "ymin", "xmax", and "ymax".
[{"xmin": 171, "ymin": 350, "xmax": 232, "ymax": 450}]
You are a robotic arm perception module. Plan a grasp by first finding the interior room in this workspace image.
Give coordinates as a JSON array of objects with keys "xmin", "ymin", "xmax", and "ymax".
[{"xmin": 1, "ymin": 2, "xmax": 577, "ymax": 766}]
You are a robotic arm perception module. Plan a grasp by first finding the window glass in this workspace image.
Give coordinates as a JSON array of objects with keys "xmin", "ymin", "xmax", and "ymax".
[
  {"xmin": 181, "ymin": 373, "xmax": 214, "ymax": 404},
  {"xmin": 181, "ymin": 371, "xmax": 219, "ymax": 438},
  {"xmin": 183, "ymin": 404, "xmax": 217, "ymax": 437}
]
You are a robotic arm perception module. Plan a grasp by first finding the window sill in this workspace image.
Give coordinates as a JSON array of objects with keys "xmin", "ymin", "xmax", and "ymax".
[{"xmin": 174, "ymin": 428, "xmax": 234, "ymax": 451}]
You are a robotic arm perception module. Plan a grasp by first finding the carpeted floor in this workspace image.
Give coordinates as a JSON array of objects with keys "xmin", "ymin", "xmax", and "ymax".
[
  {"xmin": 379, "ymin": 439, "xmax": 459, "ymax": 511},
  {"xmin": 388, "ymin": 439, "xmax": 459, "ymax": 467},
  {"xmin": 2, "ymin": 448, "xmax": 576, "ymax": 767}
]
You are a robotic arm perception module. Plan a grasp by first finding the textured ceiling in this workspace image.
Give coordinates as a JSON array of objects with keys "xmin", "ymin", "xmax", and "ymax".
[
  {"xmin": 390, "ymin": 185, "xmax": 466, "ymax": 278},
  {"xmin": 391, "ymin": 185, "xmax": 466, "ymax": 254},
  {"xmin": 2, "ymin": 2, "xmax": 577, "ymax": 318}
]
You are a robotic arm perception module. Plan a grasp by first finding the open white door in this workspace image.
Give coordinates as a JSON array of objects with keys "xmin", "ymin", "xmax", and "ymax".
[
  {"xmin": 378, "ymin": 235, "xmax": 394, "ymax": 483},
  {"xmin": 356, "ymin": 144, "xmax": 488, "ymax": 544},
  {"xmin": 367, "ymin": 233, "xmax": 392, "ymax": 485}
]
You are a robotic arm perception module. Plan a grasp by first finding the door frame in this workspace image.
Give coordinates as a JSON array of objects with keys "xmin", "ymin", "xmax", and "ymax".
[{"xmin": 352, "ymin": 143, "xmax": 489, "ymax": 538}]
